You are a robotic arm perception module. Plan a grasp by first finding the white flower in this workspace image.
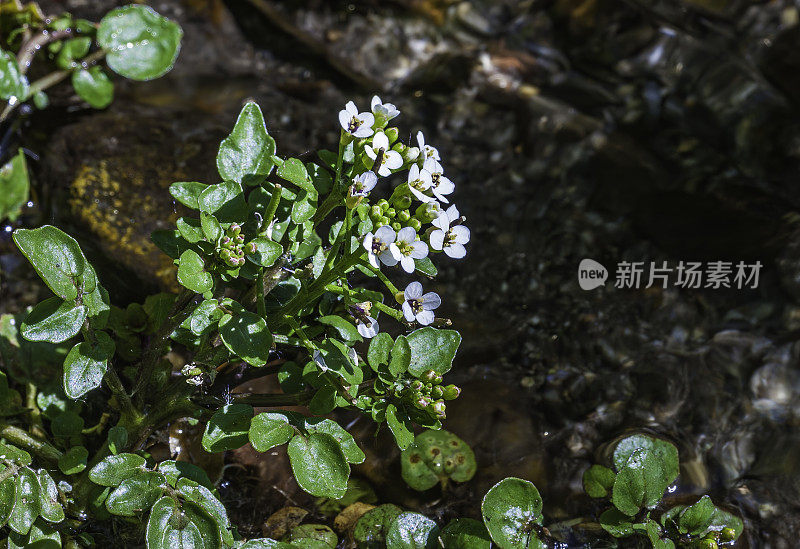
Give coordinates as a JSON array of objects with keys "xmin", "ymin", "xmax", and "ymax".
[
  {"xmin": 363, "ymin": 225, "xmax": 398, "ymax": 268},
  {"xmin": 406, "ymin": 164, "xmax": 434, "ymax": 203},
  {"xmin": 371, "ymin": 95, "xmax": 400, "ymax": 121},
  {"xmin": 350, "ymin": 303, "xmax": 379, "ymax": 339},
  {"xmin": 351, "ymin": 171, "xmax": 377, "ymax": 197},
  {"xmin": 416, "ymin": 131, "xmax": 440, "ymax": 161},
  {"xmin": 339, "ymin": 101, "xmax": 374, "ymax": 138},
  {"xmin": 431, "ymin": 205, "xmax": 470, "ymax": 259},
  {"xmin": 422, "ymin": 157, "xmax": 454, "ymax": 203},
  {"xmin": 390, "ymin": 227, "xmax": 428, "ymax": 273},
  {"xmin": 417, "ymin": 201, "xmax": 443, "ymax": 222},
  {"xmin": 402, "ymin": 281, "xmax": 441, "ymax": 326},
  {"xmin": 365, "ymin": 132, "xmax": 403, "ymax": 177},
  {"xmin": 356, "ymin": 316, "xmax": 379, "ymax": 338}
]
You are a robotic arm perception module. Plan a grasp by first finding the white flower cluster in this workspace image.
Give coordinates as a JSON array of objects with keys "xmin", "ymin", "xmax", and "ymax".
[{"xmin": 337, "ymin": 96, "xmax": 471, "ymax": 335}]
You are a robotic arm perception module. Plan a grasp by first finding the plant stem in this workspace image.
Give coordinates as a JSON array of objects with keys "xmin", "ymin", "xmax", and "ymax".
[
  {"xmin": 361, "ymin": 260, "xmax": 401, "ymax": 296},
  {"xmin": 0, "ymin": 421, "xmax": 62, "ymax": 463},
  {"xmin": 25, "ymin": 382, "xmax": 46, "ymax": 439},
  {"xmin": 261, "ymin": 184, "xmax": 282, "ymax": 234},
  {"xmin": 312, "ymin": 130, "xmax": 350, "ymax": 226}
]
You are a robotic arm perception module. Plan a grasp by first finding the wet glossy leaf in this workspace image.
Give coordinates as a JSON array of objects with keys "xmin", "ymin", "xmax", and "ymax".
[
  {"xmin": 599, "ymin": 508, "xmax": 635, "ymax": 538},
  {"xmin": 583, "ymin": 464, "xmax": 616, "ymax": 498},
  {"xmin": 290, "ymin": 524, "xmax": 337, "ymax": 548},
  {"xmin": 245, "ymin": 237, "xmax": 282, "ymax": 268},
  {"xmin": 158, "ymin": 460, "xmax": 214, "ymax": 490},
  {"xmin": 315, "ymin": 339, "xmax": 362, "ymax": 386},
  {"xmin": 14, "ymin": 226, "xmax": 91, "ymax": 301},
  {"xmin": 218, "ymin": 311, "xmax": 272, "ymax": 367},
  {"xmin": 406, "ymin": 328, "xmax": 461, "ymax": 377},
  {"xmin": 58, "ymin": 446, "xmax": 88, "ymax": 475},
  {"xmin": 277, "ymin": 158, "xmax": 316, "ymax": 198},
  {"xmin": 319, "ymin": 316, "xmax": 362, "ymax": 343},
  {"xmin": 72, "ymin": 66, "xmax": 113, "ymax": 108},
  {"xmin": 439, "ymin": 518, "xmax": 491, "ymax": 549},
  {"xmin": 89, "ymin": 453, "xmax": 147, "ymax": 487},
  {"xmin": 0, "ymin": 442, "xmax": 31, "ymax": 465},
  {"xmin": 176, "ymin": 478, "xmax": 235, "ymax": 546},
  {"xmin": 108, "ymin": 426, "xmax": 128, "ymax": 455},
  {"xmin": 414, "ymin": 257, "xmax": 437, "ymax": 278},
  {"xmin": 303, "ymin": 418, "xmax": 365, "ymax": 464},
  {"xmin": 55, "ymin": 37, "xmax": 91, "ymax": 69},
  {"xmin": 202, "ymin": 404, "xmax": 254, "ymax": 453},
  {"xmin": 146, "ymin": 495, "xmax": 222, "ymax": 549},
  {"xmin": 613, "ymin": 434, "xmax": 679, "ymax": 485},
  {"xmin": 0, "ymin": 477, "xmax": 15, "ymax": 525},
  {"xmin": 20, "ymin": 298, "xmax": 85, "ymax": 344},
  {"xmin": 291, "ymin": 192, "xmax": 317, "ymax": 224},
  {"xmin": 8, "ymin": 518, "xmax": 61, "ymax": 549},
  {"xmin": 481, "ymin": 478, "xmax": 545, "ymax": 549},
  {"xmin": 177, "ymin": 250, "xmax": 213, "ymax": 294},
  {"xmin": 401, "ymin": 430, "xmax": 476, "ymax": 490},
  {"xmin": 182, "ymin": 299, "xmax": 222, "ymax": 336},
  {"xmin": 287, "ymin": 433, "xmax": 349, "ymax": 499},
  {"xmin": 354, "ymin": 504, "xmax": 403, "ymax": 549},
  {"xmin": 169, "ymin": 182, "xmax": 208, "ymax": 210},
  {"xmin": 97, "ymin": 5, "xmax": 182, "ymax": 81},
  {"xmin": 217, "ymin": 102, "xmax": 276, "ymax": 186},
  {"xmin": 677, "ymin": 495, "xmax": 715, "ymax": 535},
  {"xmin": 106, "ymin": 470, "xmax": 165, "ymax": 516},
  {"xmin": 37, "ymin": 469, "xmax": 65, "ymax": 523},
  {"xmin": 0, "ymin": 149, "xmax": 29, "ymax": 222},
  {"xmin": 8, "ymin": 468, "xmax": 39, "ymax": 535},
  {"xmin": 177, "ymin": 217, "xmax": 204, "ymax": 244},
  {"xmin": 63, "ymin": 331, "xmax": 115, "ymax": 399},
  {"xmin": 50, "ymin": 411, "xmax": 83, "ymax": 437},
  {"xmin": 389, "ymin": 336, "xmax": 410, "ymax": 377},
  {"xmin": 386, "ymin": 404, "xmax": 414, "ymax": 450},
  {"xmin": 200, "ymin": 212, "xmax": 221, "ymax": 242},
  {"xmin": 612, "ymin": 455, "xmax": 646, "ymax": 516},
  {"xmin": 249, "ymin": 412, "xmax": 294, "ymax": 452},
  {"xmin": 0, "ymin": 49, "xmax": 28, "ymax": 101},
  {"xmin": 367, "ymin": 333, "xmax": 393, "ymax": 371},
  {"xmin": 385, "ymin": 512, "xmax": 439, "ymax": 549},
  {"xmin": 199, "ymin": 181, "xmax": 247, "ymax": 223}
]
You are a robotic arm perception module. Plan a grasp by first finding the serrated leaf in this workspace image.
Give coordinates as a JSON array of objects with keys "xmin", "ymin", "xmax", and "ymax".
[
  {"xmin": 217, "ymin": 102, "xmax": 276, "ymax": 186},
  {"xmin": 97, "ymin": 5, "xmax": 182, "ymax": 81}
]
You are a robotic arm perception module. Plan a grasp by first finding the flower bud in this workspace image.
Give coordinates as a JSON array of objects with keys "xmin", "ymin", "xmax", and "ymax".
[
  {"xmin": 220, "ymin": 249, "xmax": 232, "ymax": 260},
  {"xmin": 720, "ymin": 528, "xmax": 736, "ymax": 542},
  {"xmin": 221, "ymin": 236, "xmax": 231, "ymax": 245},
  {"xmin": 393, "ymin": 195, "xmax": 412, "ymax": 210},
  {"xmin": 370, "ymin": 205, "xmax": 382, "ymax": 219},
  {"xmin": 385, "ymin": 207, "xmax": 396, "ymax": 219},
  {"xmin": 698, "ymin": 540, "xmax": 717, "ymax": 549},
  {"xmin": 442, "ymin": 384, "xmax": 461, "ymax": 400},
  {"xmin": 398, "ymin": 210, "xmax": 411, "ymax": 223},
  {"xmin": 345, "ymin": 194, "xmax": 362, "ymax": 210},
  {"xmin": 391, "ymin": 221, "xmax": 402, "ymax": 232},
  {"xmin": 431, "ymin": 400, "xmax": 446, "ymax": 418},
  {"xmin": 246, "ymin": 242, "xmax": 257, "ymax": 254},
  {"xmin": 415, "ymin": 396, "xmax": 432, "ymax": 409},
  {"xmin": 431, "ymin": 386, "xmax": 444, "ymax": 399},
  {"xmin": 410, "ymin": 380, "xmax": 424, "ymax": 391},
  {"xmin": 377, "ymin": 199, "xmax": 390, "ymax": 212},
  {"xmin": 422, "ymin": 370, "xmax": 437, "ymax": 382},
  {"xmin": 229, "ymin": 223, "xmax": 241, "ymax": 235},
  {"xmin": 408, "ymin": 218, "xmax": 422, "ymax": 232}
]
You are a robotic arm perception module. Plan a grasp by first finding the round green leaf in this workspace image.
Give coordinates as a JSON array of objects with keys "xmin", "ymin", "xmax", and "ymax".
[
  {"xmin": 169, "ymin": 182, "xmax": 208, "ymax": 210},
  {"xmin": 58, "ymin": 446, "xmax": 89, "ymax": 475},
  {"xmin": 245, "ymin": 237, "xmax": 282, "ymax": 268},
  {"xmin": 146, "ymin": 496, "xmax": 222, "ymax": 549},
  {"xmin": 217, "ymin": 102, "xmax": 277, "ymax": 186},
  {"xmin": 386, "ymin": 404, "xmax": 414, "ymax": 450},
  {"xmin": 0, "ymin": 477, "xmax": 14, "ymax": 525},
  {"xmin": 303, "ymin": 418, "xmax": 365, "ymax": 464},
  {"xmin": 13, "ymin": 226, "xmax": 88, "ymax": 301},
  {"xmin": 481, "ymin": 478, "xmax": 545, "ymax": 549},
  {"xmin": 89, "ymin": 453, "xmax": 147, "ymax": 487},
  {"xmin": 385, "ymin": 512, "xmax": 439, "ymax": 549},
  {"xmin": 583, "ymin": 464, "xmax": 616, "ymax": 498},
  {"xmin": 176, "ymin": 478, "xmax": 235, "ymax": 546},
  {"xmin": 8, "ymin": 468, "xmax": 39, "ymax": 535},
  {"xmin": 198, "ymin": 181, "xmax": 247, "ymax": 223},
  {"xmin": 0, "ymin": 149, "xmax": 29, "ymax": 223},
  {"xmin": 406, "ymin": 328, "xmax": 461, "ymax": 377},
  {"xmin": 354, "ymin": 504, "xmax": 403, "ymax": 549},
  {"xmin": 0, "ymin": 441, "xmax": 32, "ymax": 465},
  {"xmin": 439, "ymin": 518, "xmax": 491, "ymax": 549},
  {"xmin": 290, "ymin": 524, "xmax": 337, "ymax": 548},
  {"xmin": 72, "ymin": 66, "xmax": 114, "ymax": 108},
  {"xmin": 37, "ymin": 469, "xmax": 65, "ymax": 523},
  {"xmin": 249, "ymin": 412, "xmax": 293, "ymax": 452},
  {"xmin": 612, "ymin": 434, "xmax": 679, "ymax": 484},
  {"xmin": 63, "ymin": 331, "xmax": 115, "ymax": 399},
  {"xmin": 202, "ymin": 404, "xmax": 254, "ymax": 453},
  {"xmin": 599, "ymin": 508, "xmax": 635, "ymax": 538},
  {"xmin": 612, "ymin": 459, "xmax": 645, "ymax": 517},
  {"xmin": 106, "ymin": 470, "xmax": 165, "ymax": 516},
  {"xmin": 0, "ymin": 49, "xmax": 28, "ymax": 101},
  {"xmin": 177, "ymin": 250, "xmax": 213, "ymax": 294},
  {"xmin": 287, "ymin": 433, "xmax": 349, "ymax": 499},
  {"xmin": 218, "ymin": 311, "xmax": 273, "ymax": 367},
  {"xmin": 367, "ymin": 333, "xmax": 393, "ymax": 371},
  {"xmin": 97, "ymin": 5, "xmax": 182, "ymax": 81},
  {"xmin": 20, "ymin": 298, "xmax": 86, "ymax": 343}
]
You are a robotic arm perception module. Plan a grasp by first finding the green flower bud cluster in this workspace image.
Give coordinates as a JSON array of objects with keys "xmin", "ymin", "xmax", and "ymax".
[
  {"xmin": 217, "ymin": 223, "xmax": 252, "ymax": 268},
  {"xmin": 692, "ymin": 527, "xmax": 736, "ymax": 548},
  {"xmin": 369, "ymin": 197, "xmax": 423, "ymax": 233},
  {"xmin": 395, "ymin": 370, "xmax": 459, "ymax": 420}
]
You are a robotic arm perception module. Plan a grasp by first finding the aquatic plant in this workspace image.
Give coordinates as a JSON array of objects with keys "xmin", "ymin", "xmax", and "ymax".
[
  {"xmin": 0, "ymin": 95, "xmax": 474, "ymax": 546},
  {"xmin": 0, "ymin": 2, "xmax": 183, "ymax": 221}
]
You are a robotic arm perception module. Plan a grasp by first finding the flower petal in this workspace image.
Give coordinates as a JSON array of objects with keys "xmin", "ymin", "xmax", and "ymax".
[
  {"xmin": 339, "ymin": 110, "xmax": 350, "ymax": 131},
  {"xmin": 365, "ymin": 145, "xmax": 377, "ymax": 160},
  {"xmin": 375, "ymin": 225, "xmax": 396, "ymax": 242},
  {"xmin": 373, "ymin": 132, "xmax": 389, "ymax": 151},
  {"xmin": 445, "ymin": 243, "xmax": 467, "ymax": 259},
  {"xmin": 429, "ymin": 229, "xmax": 445, "ymax": 250},
  {"xmin": 410, "ymin": 240, "xmax": 429, "ymax": 259},
  {"xmin": 358, "ymin": 317, "xmax": 379, "ymax": 338},
  {"xmin": 451, "ymin": 225, "xmax": 470, "ymax": 244},
  {"xmin": 402, "ymin": 302, "xmax": 415, "ymax": 322},
  {"xmin": 384, "ymin": 151, "xmax": 403, "ymax": 170},
  {"xmin": 416, "ymin": 310, "xmax": 435, "ymax": 326},
  {"xmin": 345, "ymin": 101, "xmax": 358, "ymax": 115},
  {"xmin": 388, "ymin": 243, "xmax": 402, "ymax": 261},
  {"xmin": 400, "ymin": 256, "xmax": 415, "ymax": 273},
  {"xmin": 405, "ymin": 281, "xmax": 423, "ymax": 300},
  {"xmin": 445, "ymin": 204, "xmax": 459, "ymax": 222},
  {"xmin": 417, "ymin": 130, "xmax": 425, "ymax": 149},
  {"xmin": 368, "ymin": 253, "xmax": 379, "ymax": 268},
  {"xmin": 379, "ymin": 252, "xmax": 398, "ymax": 266},
  {"xmin": 432, "ymin": 212, "xmax": 450, "ymax": 231},
  {"xmin": 397, "ymin": 226, "xmax": 417, "ymax": 243},
  {"xmin": 363, "ymin": 233, "xmax": 374, "ymax": 251},
  {"xmin": 371, "ymin": 95, "xmax": 381, "ymax": 111},
  {"xmin": 421, "ymin": 292, "xmax": 441, "ymax": 310},
  {"xmin": 354, "ymin": 125, "xmax": 374, "ymax": 138}
]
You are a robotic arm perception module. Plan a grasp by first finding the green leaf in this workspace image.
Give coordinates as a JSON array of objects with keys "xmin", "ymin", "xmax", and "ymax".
[
  {"xmin": 8, "ymin": 468, "xmax": 39, "ymax": 535},
  {"xmin": 389, "ymin": 336, "xmax": 411, "ymax": 377},
  {"xmin": 146, "ymin": 496, "xmax": 222, "ymax": 549},
  {"xmin": 245, "ymin": 237, "xmax": 282, "ymax": 268},
  {"xmin": 367, "ymin": 333, "xmax": 393, "ymax": 371},
  {"xmin": 89, "ymin": 453, "xmax": 147, "ymax": 487},
  {"xmin": 354, "ymin": 504, "xmax": 403, "ymax": 549},
  {"xmin": 63, "ymin": 331, "xmax": 115, "ymax": 399},
  {"xmin": 51, "ymin": 411, "xmax": 84, "ymax": 437},
  {"xmin": 218, "ymin": 311, "xmax": 273, "ymax": 367},
  {"xmin": 183, "ymin": 299, "xmax": 222, "ymax": 336},
  {"xmin": 217, "ymin": 102, "xmax": 277, "ymax": 186},
  {"xmin": 291, "ymin": 192, "xmax": 317, "ymax": 224},
  {"xmin": 200, "ymin": 212, "xmax": 222, "ymax": 242},
  {"xmin": 202, "ymin": 404, "xmax": 254, "ymax": 453},
  {"xmin": 678, "ymin": 495, "xmax": 715, "ymax": 535},
  {"xmin": 13, "ymin": 226, "xmax": 89, "ymax": 301},
  {"xmin": 290, "ymin": 524, "xmax": 337, "ymax": 548},
  {"xmin": 37, "ymin": 469, "xmax": 65, "ymax": 523},
  {"xmin": 439, "ymin": 518, "xmax": 491, "ymax": 549},
  {"xmin": 58, "ymin": 446, "xmax": 89, "ymax": 475},
  {"xmin": 8, "ymin": 519, "xmax": 61, "ymax": 549},
  {"xmin": 158, "ymin": 460, "xmax": 214, "ymax": 490},
  {"xmin": 97, "ymin": 5, "xmax": 182, "ymax": 81},
  {"xmin": 400, "ymin": 442, "xmax": 440, "ymax": 492},
  {"xmin": 0, "ymin": 477, "xmax": 14, "ymax": 527},
  {"xmin": 0, "ymin": 149, "xmax": 29, "ymax": 222},
  {"xmin": 414, "ymin": 257, "xmax": 437, "ymax": 278},
  {"xmin": 177, "ymin": 250, "xmax": 213, "ymax": 294},
  {"xmin": 309, "ymin": 385, "xmax": 337, "ymax": 416},
  {"xmin": 0, "ymin": 441, "xmax": 32, "ymax": 465},
  {"xmin": 56, "ymin": 37, "xmax": 91, "ymax": 69},
  {"xmin": 108, "ymin": 426, "xmax": 128, "ymax": 455},
  {"xmin": 385, "ymin": 512, "xmax": 439, "ymax": 549},
  {"xmin": 277, "ymin": 158, "xmax": 316, "ymax": 198},
  {"xmin": 406, "ymin": 328, "xmax": 461, "ymax": 377},
  {"xmin": 0, "ymin": 49, "xmax": 28, "ymax": 102},
  {"xmin": 72, "ymin": 66, "xmax": 113, "ymax": 108},
  {"xmin": 613, "ymin": 434, "xmax": 679, "ymax": 485},
  {"xmin": 481, "ymin": 478, "xmax": 546, "ymax": 549},
  {"xmin": 249, "ymin": 412, "xmax": 294, "ymax": 452},
  {"xmin": 106, "ymin": 470, "xmax": 165, "ymax": 516},
  {"xmin": 598, "ymin": 508, "xmax": 635, "ymax": 538},
  {"xmin": 176, "ymin": 478, "xmax": 235, "ymax": 546},
  {"xmin": 287, "ymin": 433, "xmax": 349, "ymax": 499},
  {"xmin": 20, "ymin": 298, "xmax": 86, "ymax": 343},
  {"xmin": 612, "ymin": 455, "xmax": 646, "ymax": 517},
  {"xmin": 386, "ymin": 404, "xmax": 414, "ymax": 450},
  {"xmin": 198, "ymin": 181, "xmax": 247, "ymax": 223},
  {"xmin": 315, "ymin": 339, "xmax": 363, "ymax": 386},
  {"xmin": 319, "ymin": 316, "xmax": 362, "ymax": 343},
  {"xmin": 583, "ymin": 464, "xmax": 616, "ymax": 498},
  {"xmin": 303, "ymin": 418, "xmax": 365, "ymax": 464},
  {"xmin": 169, "ymin": 182, "xmax": 208, "ymax": 210},
  {"xmin": 177, "ymin": 217, "xmax": 204, "ymax": 244}
]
